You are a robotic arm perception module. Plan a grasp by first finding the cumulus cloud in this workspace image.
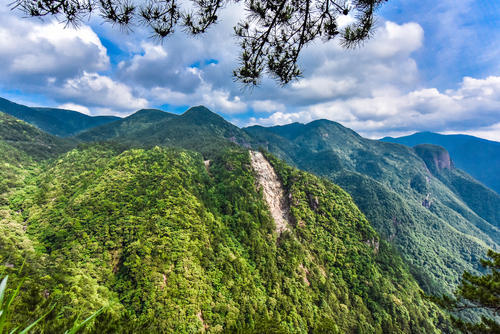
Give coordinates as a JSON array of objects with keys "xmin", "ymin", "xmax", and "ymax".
[
  {"xmin": 0, "ymin": 17, "xmax": 109, "ymax": 85},
  {"xmin": 54, "ymin": 72, "xmax": 148, "ymax": 113},
  {"xmin": 251, "ymin": 75, "xmax": 500, "ymax": 140},
  {"xmin": 57, "ymin": 103, "xmax": 91, "ymax": 115}
]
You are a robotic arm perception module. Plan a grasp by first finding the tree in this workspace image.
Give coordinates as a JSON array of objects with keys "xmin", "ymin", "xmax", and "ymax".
[
  {"xmin": 10, "ymin": 0, "xmax": 387, "ymax": 85},
  {"xmin": 435, "ymin": 250, "xmax": 500, "ymax": 333}
]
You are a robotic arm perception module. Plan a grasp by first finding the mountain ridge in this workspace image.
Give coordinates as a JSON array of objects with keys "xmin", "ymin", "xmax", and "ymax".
[{"xmin": 381, "ymin": 131, "xmax": 500, "ymax": 194}]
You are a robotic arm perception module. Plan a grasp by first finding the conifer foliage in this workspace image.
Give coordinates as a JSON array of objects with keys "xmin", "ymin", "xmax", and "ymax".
[{"xmin": 10, "ymin": 0, "xmax": 387, "ymax": 85}]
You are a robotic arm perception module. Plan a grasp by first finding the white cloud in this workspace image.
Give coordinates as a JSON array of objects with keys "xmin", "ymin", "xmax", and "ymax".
[
  {"xmin": 251, "ymin": 75, "xmax": 500, "ymax": 140},
  {"xmin": 57, "ymin": 103, "xmax": 91, "ymax": 115},
  {"xmin": 0, "ymin": 18, "xmax": 109, "ymax": 82},
  {"xmin": 252, "ymin": 100, "xmax": 286, "ymax": 113},
  {"xmin": 55, "ymin": 72, "xmax": 148, "ymax": 113}
]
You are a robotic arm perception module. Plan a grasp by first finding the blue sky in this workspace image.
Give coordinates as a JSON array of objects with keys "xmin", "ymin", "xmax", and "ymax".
[{"xmin": 0, "ymin": 0, "xmax": 499, "ymax": 140}]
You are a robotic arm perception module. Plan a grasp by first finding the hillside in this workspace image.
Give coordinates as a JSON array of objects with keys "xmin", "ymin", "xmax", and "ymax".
[
  {"xmin": 0, "ymin": 97, "xmax": 120, "ymax": 136},
  {"xmin": 0, "ymin": 145, "xmax": 452, "ymax": 332},
  {"xmin": 76, "ymin": 106, "xmax": 254, "ymax": 157},
  {"xmin": 414, "ymin": 144, "xmax": 500, "ymax": 230},
  {"xmin": 0, "ymin": 111, "xmax": 76, "ymax": 206},
  {"xmin": 245, "ymin": 120, "xmax": 500, "ymax": 295},
  {"xmin": 75, "ymin": 108, "xmax": 176, "ymax": 142},
  {"xmin": 0, "ymin": 111, "xmax": 75, "ymax": 160},
  {"xmin": 381, "ymin": 132, "xmax": 500, "ymax": 194}
]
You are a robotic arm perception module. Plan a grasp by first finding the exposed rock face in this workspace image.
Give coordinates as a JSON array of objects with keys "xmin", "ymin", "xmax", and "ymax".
[
  {"xmin": 414, "ymin": 144, "xmax": 454, "ymax": 174},
  {"xmin": 249, "ymin": 151, "xmax": 290, "ymax": 234}
]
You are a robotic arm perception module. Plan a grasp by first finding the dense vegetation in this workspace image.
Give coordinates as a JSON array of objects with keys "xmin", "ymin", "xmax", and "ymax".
[
  {"xmin": 0, "ymin": 97, "xmax": 119, "ymax": 137},
  {"xmin": 433, "ymin": 250, "xmax": 500, "ymax": 333},
  {"xmin": 0, "ymin": 142, "xmax": 454, "ymax": 332},
  {"xmin": 382, "ymin": 131, "xmax": 500, "ymax": 194},
  {"xmin": 2, "ymin": 104, "xmax": 499, "ymax": 331},
  {"xmin": 76, "ymin": 106, "xmax": 254, "ymax": 158},
  {"xmin": 245, "ymin": 120, "xmax": 500, "ymax": 296}
]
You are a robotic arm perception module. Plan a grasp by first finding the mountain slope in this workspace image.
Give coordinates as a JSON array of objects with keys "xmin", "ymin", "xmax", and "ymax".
[
  {"xmin": 245, "ymin": 120, "xmax": 500, "ymax": 295},
  {"xmin": 75, "ymin": 108, "xmax": 176, "ymax": 142},
  {"xmin": 76, "ymin": 106, "xmax": 253, "ymax": 157},
  {"xmin": 2, "ymin": 144, "xmax": 452, "ymax": 332},
  {"xmin": 414, "ymin": 144, "xmax": 500, "ymax": 230},
  {"xmin": 0, "ymin": 111, "xmax": 75, "ymax": 160},
  {"xmin": 381, "ymin": 132, "xmax": 500, "ymax": 194},
  {"xmin": 0, "ymin": 97, "xmax": 120, "ymax": 136}
]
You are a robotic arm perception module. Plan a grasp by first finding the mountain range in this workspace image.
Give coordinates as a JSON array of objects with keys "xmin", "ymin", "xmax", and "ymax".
[
  {"xmin": 1, "ymin": 96, "xmax": 498, "ymax": 332},
  {"xmin": 382, "ymin": 131, "xmax": 500, "ymax": 194},
  {"xmin": 0, "ymin": 97, "xmax": 119, "ymax": 137}
]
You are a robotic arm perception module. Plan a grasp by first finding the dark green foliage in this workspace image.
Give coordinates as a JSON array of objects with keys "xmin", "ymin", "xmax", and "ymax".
[
  {"xmin": 0, "ymin": 112, "xmax": 75, "ymax": 160},
  {"xmin": 75, "ymin": 109, "xmax": 176, "ymax": 142},
  {"xmin": 1, "ymin": 144, "xmax": 452, "ymax": 332},
  {"xmin": 0, "ymin": 97, "xmax": 119, "ymax": 137},
  {"xmin": 245, "ymin": 120, "xmax": 500, "ymax": 296},
  {"xmin": 382, "ymin": 131, "xmax": 500, "ymax": 194},
  {"xmin": 76, "ymin": 106, "xmax": 254, "ymax": 158},
  {"xmin": 432, "ymin": 250, "xmax": 500, "ymax": 333}
]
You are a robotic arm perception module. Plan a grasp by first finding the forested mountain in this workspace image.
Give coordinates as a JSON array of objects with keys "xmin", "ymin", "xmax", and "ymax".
[
  {"xmin": 1, "ymin": 106, "xmax": 497, "ymax": 332},
  {"xmin": 0, "ymin": 97, "xmax": 120, "ymax": 137},
  {"xmin": 76, "ymin": 106, "xmax": 254, "ymax": 157},
  {"xmin": 381, "ymin": 132, "xmax": 500, "ymax": 194},
  {"xmin": 0, "ymin": 117, "xmax": 452, "ymax": 332},
  {"xmin": 245, "ymin": 120, "xmax": 500, "ymax": 295}
]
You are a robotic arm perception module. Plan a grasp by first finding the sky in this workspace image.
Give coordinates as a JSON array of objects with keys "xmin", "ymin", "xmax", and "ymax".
[{"xmin": 0, "ymin": 0, "xmax": 499, "ymax": 140}]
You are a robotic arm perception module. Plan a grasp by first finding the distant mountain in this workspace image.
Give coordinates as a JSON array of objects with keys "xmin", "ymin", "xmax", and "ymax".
[
  {"xmin": 245, "ymin": 120, "xmax": 500, "ymax": 295},
  {"xmin": 76, "ymin": 106, "xmax": 253, "ymax": 157},
  {"xmin": 414, "ymin": 144, "xmax": 500, "ymax": 232},
  {"xmin": 0, "ymin": 97, "xmax": 120, "ymax": 137},
  {"xmin": 0, "ymin": 111, "xmax": 75, "ymax": 160},
  {"xmin": 75, "ymin": 108, "xmax": 176, "ymax": 142},
  {"xmin": 381, "ymin": 132, "xmax": 500, "ymax": 194}
]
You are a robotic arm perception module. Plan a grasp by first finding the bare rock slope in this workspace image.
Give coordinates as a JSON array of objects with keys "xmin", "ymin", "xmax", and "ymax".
[{"xmin": 249, "ymin": 151, "xmax": 290, "ymax": 234}]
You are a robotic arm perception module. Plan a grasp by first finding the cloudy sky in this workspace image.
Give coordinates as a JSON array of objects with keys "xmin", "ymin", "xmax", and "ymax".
[{"xmin": 0, "ymin": 0, "xmax": 499, "ymax": 140}]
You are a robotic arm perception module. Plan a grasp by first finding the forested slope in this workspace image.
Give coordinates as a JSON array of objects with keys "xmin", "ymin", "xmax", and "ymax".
[
  {"xmin": 382, "ymin": 132, "xmax": 500, "ymax": 194},
  {"xmin": 245, "ymin": 120, "xmax": 500, "ymax": 295},
  {"xmin": 1, "ymin": 143, "xmax": 452, "ymax": 332}
]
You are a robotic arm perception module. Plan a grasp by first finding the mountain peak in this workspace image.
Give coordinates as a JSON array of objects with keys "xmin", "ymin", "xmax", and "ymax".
[
  {"xmin": 181, "ymin": 106, "xmax": 227, "ymax": 124},
  {"xmin": 127, "ymin": 108, "xmax": 175, "ymax": 122}
]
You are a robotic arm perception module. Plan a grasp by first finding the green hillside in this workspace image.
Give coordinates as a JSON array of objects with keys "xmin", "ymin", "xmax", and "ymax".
[
  {"xmin": 76, "ymin": 106, "xmax": 254, "ymax": 157},
  {"xmin": 414, "ymin": 144, "xmax": 500, "ymax": 230},
  {"xmin": 245, "ymin": 120, "xmax": 500, "ymax": 295},
  {"xmin": 75, "ymin": 108, "xmax": 176, "ymax": 142},
  {"xmin": 0, "ymin": 145, "xmax": 452, "ymax": 332},
  {"xmin": 0, "ymin": 97, "xmax": 120, "ymax": 137},
  {"xmin": 381, "ymin": 132, "xmax": 500, "ymax": 194}
]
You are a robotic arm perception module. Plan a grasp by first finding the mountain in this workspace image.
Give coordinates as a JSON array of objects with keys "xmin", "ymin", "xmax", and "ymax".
[
  {"xmin": 1, "ymin": 143, "xmax": 452, "ymax": 332},
  {"xmin": 245, "ymin": 120, "xmax": 500, "ymax": 295},
  {"xmin": 75, "ymin": 108, "xmax": 176, "ymax": 142},
  {"xmin": 76, "ymin": 106, "xmax": 253, "ymax": 157},
  {"xmin": 0, "ymin": 111, "xmax": 75, "ymax": 160},
  {"xmin": 381, "ymin": 131, "xmax": 500, "ymax": 194},
  {"xmin": 3, "ymin": 105, "xmax": 497, "ymax": 331},
  {"xmin": 414, "ymin": 144, "xmax": 500, "ymax": 231},
  {"xmin": 0, "ymin": 111, "xmax": 75, "ymax": 206},
  {"xmin": 0, "ymin": 97, "xmax": 120, "ymax": 136}
]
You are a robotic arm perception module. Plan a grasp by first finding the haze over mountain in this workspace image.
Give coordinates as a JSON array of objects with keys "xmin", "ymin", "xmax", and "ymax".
[{"xmin": 381, "ymin": 132, "xmax": 500, "ymax": 194}]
